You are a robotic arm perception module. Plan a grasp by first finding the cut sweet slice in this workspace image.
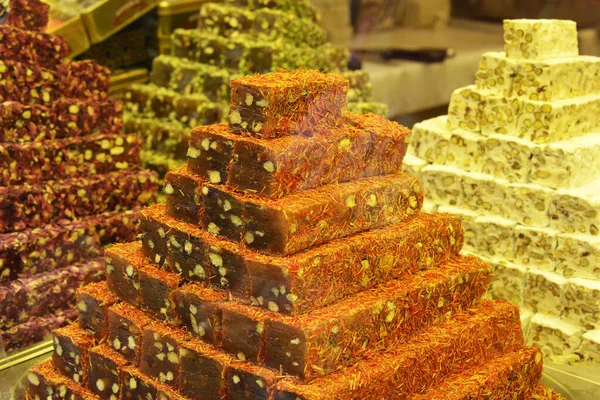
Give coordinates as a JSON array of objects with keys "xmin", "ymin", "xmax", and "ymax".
[
  {"xmin": 107, "ymin": 302, "xmax": 153, "ymax": 365},
  {"xmin": 52, "ymin": 324, "xmax": 96, "ymax": 385},
  {"xmin": 27, "ymin": 359, "xmax": 100, "ymax": 400},
  {"xmin": 88, "ymin": 344, "xmax": 129, "ymax": 399},
  {"xmin": 77, "ymin": 282, "xmax": 118, "ymax": 342}
]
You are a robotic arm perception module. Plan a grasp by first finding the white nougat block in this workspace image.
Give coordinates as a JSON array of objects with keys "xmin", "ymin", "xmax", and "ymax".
[
  {"xmin": 506, "ymin": 183, "xmax": 554, "ymax": 227},
  {"xmin": 520, "ymin": 309, "xmax": 534, "ymax": 337},
  {"xmin": 514, "ymin": 225, "xmax": 558, "ymax": 271},
  {"xmin": 575, "ymin": 330, "xmax": 600, "ymax": 365},
  {"xmin": 475, "ymin": 52, "xmax": 514, "ymax": 98},
  {"xmin": 447, "ymin": 85, "xmax": 483, "ymax": 132},
  {"xmin": 462, "ymin": 172, "xmax": 509, "ymax": 217},
  {"xmin": 480, "ymin": 95, "xmax": 522, "ymax": 137},
  {"xmin": 503, "ymin": 19, "xmax": 578, "ymax": 60},
  {"xmin": 549, "ymin": 181, "xmax": 600, "ymax": 236},
  {"xmin": 514, "ymin": 94, "xmax": 600, "ymax": 144},
  {"xmin": 420, "ymin": 165, "xmax": 465, "ymax": 208},
  {"xmin": 438, "ymin": 205, "xmax": 478, "ymax": 251},
  {"xmin": 562, "ymin": 278, "xmax": 600, "ymax": 331},
  {"xmin": 523, "ymin": 269, "xmax": 567, "ymax": 317},
  {"xmin": 422, "ymin": 200, "xmax": 438, "ymax": 214},
  {"xmin": 445, "ymin": 129, "xmax": 484, "ymax": 173},
  {"xmin": 473, "ymin": 215, "xmax": 516, "ymax": 260},
  {"xmin": 480, "ymin": 134, "xmax": 533, "ymax": 183},
  {"xmin": 411, "ymin": 116, "xmax": 451, "ymax": 164},
  {"xmin": 486, "ymin": 257, "xmax": 526, "ymax": 307},
  {"xmin": 555, "ymin": 233, "xmax": 600, "ymax": 280},
  {"xmin": 401, "ymin": 154, "xmax": 428, "ymax": 177},
  {"xmin": 527, "ymin": 313, "xmax": 583, "ymax": 363},
  {"xmin": 530, "ymin": 133, "xmax": 600, "ymax": 189}
]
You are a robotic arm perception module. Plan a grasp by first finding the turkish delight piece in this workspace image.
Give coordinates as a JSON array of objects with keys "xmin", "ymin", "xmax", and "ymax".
[
  {"xmin": 27, "ymin": 360, "xmax": 100, "ymax": 400},
  {"xmin": 0, "ymin": 25, "xmax": 69, "ymax": 66},
  {"xmin": 527, "ymin": 313, "xmax": 583, "ymax": 364},
  {"xmin": 198, "ymin": 3, "xmax": 255, "ymax": 37},
  {"xmin": 105, "ymin": 242, "xmax": 149, "ymax": 305},
  {"xmin": 120, "ymin": 366, "xmax": 160, "ymax": 400},
  {"xmin": 462, "ymin": 172, "xmax": 509, "ymax": 217},
  {"xmin": 503, "ymin": 19, "xmax": 578, "ymax": 60},
  {"xmin": 253, "ymin": 8, "xmax": 325, "ymax": 47},
  {"xmin": 506, "ymin": 183, "xmax": 553, "ymax": 227},
  {"xmin": 221, "ymin": 302, "xmax": 269, "ymax": 362},
  {"xmin": 173, "ymin": 284, "xmax": 227, "ymax": 345},
  {"xmin": 179, "ymin": 339, "xmax": 234, "ymax": 400},
  {"xmin": 549, "ymin": 182, "xmax": 600, "ymax": 236},
  {"xmin": 480, "ymin": 134, "xmax": 533, "ymax": 183},
  {"xmin": 420, "ymin": 165, "xmax": 465, "ymax": 208},
  {"xmin": 77, "ymin": 282, "xmax": 117, "ymax": 342},
  {"xmin": 514, "ymin": 226, "xmax": 557, "ymax": 271},
  {"xmin": 187, "ymin": 123, "xmax": 237, "ymax": 188},
  {"xmin": 472, "ymin": 215, "xmax": 516, "ymax": 260},
  {"xmin": 0, "ymin": 169, "xmax": 158, "ymax": 234},
  {"xmin": 2, "ymin": 309, "xmax": 77, "ymax": 353},
  {"xmin": 248, "ymin": 212, "xmax": 464, "ymax": 314},
  {"xmin": 523, "ymin": 270, "xmax": 567, "ymax": 317},
  {"xmin": 225, "ymin": 362, "xmax": 278, "ymax": 400},
  {"xmin": 487, "ymin": 258, "xmax": 526, "ymax": 307},
  {"xmin": 52, "ymin": 324, "xmax": 96, "ymax": 385},
  {"xmin": 139, "ymin": 265, "xmax": 181, "ymax": 321},
  {"xmin": 0, "ymin": 133, "xmax": 140, "ymax": 186},
  {"xmin": 164, "ymin": 163, "xmax": 206, "ymax": 225},
  {"xmin": 575, "ymin": 330, "xmax": 600, "ymax": 365},
  {"xmin": 401, "ymin": 153, "xmax": 427, "ymax": 177},
  {"xmin": 530, "ymin": 133, "xmax": 600, "ymax": 189},
  {"xmin": 480, "ymin": 94, "xmax": 523, "ymax": 137},
  {"xmin": 88, "ymin": 344, "xmax": 129, "ymax": 399},
  {"xmin": 555, "ymin": 233, "xmax": 600, "ymax": 279},
  {"xmin": 202, "ymin": 181, "xmax": 246, "ymax": 242},
  {"xmin": 228, "ymin": 69, "xmax": 348, "ymax": 138},
  {"xmin": 140, "ymin": 208, "xmax": 171, "ymax": 269},
  {"xmin": 475, "ymin": 51, "xmax": 515, "ymax": 97},
  {"xmin": 265, "ymin": 255, "xmax": 493, "ymax": 380},
  {"xmin": 439, "ymin": 205, "xmax": 479, "ymax": 251},
  {"xmin": 562, "ymin": 278, "xmax": 600, "ymax": 331},
  {"xmin": 273, "ymin": 300, "xmax": 524, "ymax": 399},
  {"xmin": 444, "ymin": 129, "xmax": 484, "ymax": 173},
  {"xmin": 413, "ymin": 347, "xmax": 543, "ymax": 399},
  {"xmin": 107, "ymin": 302, "xmax": 153, "ymax": 365},
  {"xmin": 140, "ymin": 322, "xmax": 188, "ymax": 388},
  {"xmin": 447, "ymin": 85, "xmax": 484, "ymax": 132}
]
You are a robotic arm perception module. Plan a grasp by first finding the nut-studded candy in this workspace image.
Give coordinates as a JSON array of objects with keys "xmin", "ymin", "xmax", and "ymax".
[
  {"xmin": 486, "ymin": 258, "xmax": 526, "ymax": 307},
  {"xmin": 514, "ymin": 225, "xmax": 557, "ymax": 271},
  {"xmin": 3, "ymin": 309, "xmax": 77, "ymax": 353},
  {"xmin": 549, "ymin": 182, "xmax": 600, "ymax": 236},
  {"xmin": 105, "ymin": 242, "xmax": 151, "ymax": 305},
  {"xmin": 410, "ymin": 116, "xmax": 451, "ymax": 165},
  {"xmin": 88, "ymin": 344, "xmax": 129, "ymax": 400},
  {"xmin": 447, "ymin": 85, "xmax": 484, "ymax": 132},
  {"xmin": 0, "ymin": 25, "xmax": 69, "ymax": 66},
  {"xmin": 52, "ymin": 324, "xmax": 96, "ymax": 385},
  {"xmin": 575, "ymin": 330, "xmax": 600, "ymax": 365},
  {"xmin": 526, "ymin": 313, "xmax": 583, "ymax": 364},
  {"xmin": 225, "ymin": 361, "xmax": 278, "ymax": 400},
  {"xmin": 480, "ymin": 134, "xmax": 533, "ymax": 183},
  {"xmin": 472, "ymin": 215, "xmax": 516, "ymax": 260},
  {"xmin": 140, "ymin": 322, "xmax": 188, "ymax": 388},
  {"xmin": 173, "ymin": 284, "xmax": 227, "ymax": 345},
  {"xmin": 445, "ymin": 128, "xmax": 484, "ymax": 173},
  {"xmin": 78, "ymin": 281, "xmax": 118, "ymax": 341},
  {"xmin": 506, "ymin": 182, "xmax": 553, "ymax": 227},
  {"xmin": 562, "ymin": 278, "xmax": 600, "ymax": 331},
  {"xmin": 139, "ymin": 265, "xmax": 181, "ymax": 322},
  {"xmin": 27, "ymin": 359, "xmax": 100, "ymax": 400},
  {"xmin": 107, "ymin": 302, "xmax": 153, "ymax": 365},
  {"xmin": 523, "ymin": 270, "xmax": 567, "ymax": 317},
  {"xmin": 503, "ymin": 19, "xmax": 578, "ymax": 60},
  {"xmin": 554, "ymin": 233, "xmax": 600, "ymax": 279},
  {"xmin": 221, "ymin": 301, "xmax": 269, "ymax": 363},
  {"xmin": 420, "ymin": 165, "xmax": 465, "ymax": 208}
]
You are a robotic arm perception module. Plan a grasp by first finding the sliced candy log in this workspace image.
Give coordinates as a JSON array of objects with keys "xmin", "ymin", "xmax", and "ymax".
[
  {"xmin": 105, "ymin": 242, "xmax": 149, "ymax": 305},
  {"xmin": 221, "ymin": 302, "xmax": 269, "ymax": 363},
  {"xmin": 88, "ymin": 344, "xmax": 129, "ymax": 400},
  {"xmin": 140, "ymin": 322, "xmax": 188, "ymax": 388},
  {"xmin": 77, "ymin": 281, "xmax": 118, "ymax": 341},
  {"xmin": 140, "ymin": 208, "xmax": 171, "ymax": 269},
  {"xmin": 225, "ymin": 361, "xmax": 278, "ymax": 400},
  {"xmin": 187, "ymin": 123, "xmax": 237, "ymax": 187},
  {"xmin": 164, "ymin": 166, "xmax": 205, "ymax": 225},
  {"xmin": 202, "ymin": 183, "xmax": 246, "ymax": 242},
  {"xmin": 52, "ymin": 324, "xmax": 96, "ymax": 385},
  {"xmin": 120, "ymin": 366, "xmax": 160, "ymax": 400},
  {"xmin": 107, "ymin": 302, "xmax": 153, "ymax": 365},
  {"xmin": 139, "ymin": 266, "xmax": 181, "ymax": 322},
  {"xmin": 27, "ymin": 359, "xmax": 100, "ymax": 400}
]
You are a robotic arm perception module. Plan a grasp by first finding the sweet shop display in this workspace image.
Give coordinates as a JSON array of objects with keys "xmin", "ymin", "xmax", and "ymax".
[
  {"xmin": 0, "ymin": 0, "xmax": 159, "ymax": 353},
  {"xmin": 408, "ymin": 18, "xmax": 600, "ymax": 365},
  {"xmin": 26, "ymin": 69, "xmax": 559, "ymax": 399},
  {"xmin": 124, "ymin": 0, "xmax": 387, "ymax": 181}
]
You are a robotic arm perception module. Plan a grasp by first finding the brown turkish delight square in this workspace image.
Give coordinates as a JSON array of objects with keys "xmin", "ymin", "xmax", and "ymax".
[
  {"xmin": 140, "ymin": 322, "xmax": 188, "ymax": 388},
  {"xmin": 52, "ymin": 324, "xmax": 95, "ymax": 385},
  {"xmin": 140, "ymin": 208, "xmax": 171, "ymax": 269},
  {"xmin": 107, "ymin": 302, "xmax": 153, "ymax": 365},
  {"xmin": 105, "ymin": 242, "xmax": 148, "ymax": 305},
  {"xmin": 164, "ymin": 167, "xmax": 205, "ymax": 225},
  {"xmin": 205, "ymin": 241, "xmax": 250, "ymax": 294},
  {"xmin": 228, "ymin": 70, "xmax": 348, "ymax": 138},
  {"xmin": 88, "ymin": 344, "xmax": 129, "ymax": 399},
  {"xmin": 120, "ymin": 366, "xmax": 160, "ymax": 400},
  {"xmin": 187, "ymin": 124, "xmax": 237, "ymax": 185},
  {"xmin": 202, "ymin": 184, "xmax": 246, "ymax": 242},
  {"xmin": 77, "ymin": 281, "xmax": 117, "ymax": 341},
  {"xmin": 139, "ymin": 266, "xmax": 181, "ymax": 321},
  {"xmin": 27, "ymin": 359, "xmax": 100, "ymax": 400},
  {"xmin": 179, "ymin": 339, "xmax": 233, "ymax": 400},
  {"xmin": 221, "ymin": 302, "xmax": 269, "ymax": 363},
  {"xmin": 173, "ymin": 283, "xmax": 227, "ymax": 345},
  {"xmin": 225, "ymin": 362, "xmax": 278, "ymax": 400}
]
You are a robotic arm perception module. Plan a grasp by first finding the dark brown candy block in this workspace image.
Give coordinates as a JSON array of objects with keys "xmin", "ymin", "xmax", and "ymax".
[
  {"xmin": 2, "ymin": 309, "xmax": 77, "ymax": 353},
  {"xmin": 139, "ymin": 208, "xmax": 171, "ymax": 269},
  {"xmin": 179, "ymin": 339, "xmax": 234, "ymax": 400},
  {"xmin": 120, "ymin": 366, "xmax": 160, "ymax": 400},
  {"xmin": 140, "ymin": 322, "xmax": 188, "ymax": 388},
  {"xmin": 27, "ymin": 359, "xmax": 101, "ymax": 400},
  {"xmin": 0, "ymin": 25, "xmax": 69, "ymax": 67},
  {"xmin": 6, "ymin": 0, "xmax": 49, "ymax": 31},
  {"xmin": 107, "ymin": 302, "xmax": 153, "ymax": 365},
  {"xmin": 225, "ymin": 362, "xmax": 278, "ymax": 400},
  {"xmin": 139, "ymin": 265, "xmax": 181, "ymax": 321},
  {"xmin": 186, "ymin": 124, "xmax": 236, "ymax": 190},
  {"xmin": 52, "ymin": 324, "xmax": 95, "ymax": 385},
  {"xmin": 202, "ymin": 184, "xmax": 245, "ymax": 243},
  {"xmin": 105, "ymin": 242, "xmax": 149, "ymax": 305},
  {"xmin": 228, "ymin": 70, "xmax": 348, "ymax": 138},
  {"xmin": 88, "ymin": 344, "xmax": 129, "ymax": 399},
  {"xmin": 173, "ymin": 283, "xmax": 227, "ymax": 345},
  {"xmin": 77, "ymin": 282, "xmax": 118, "ymax": 342},
  {"xmin": 164, "ymin": 166, "xmax": 205, "ymax": 225},
  {"xmin": 264, "ymin": 256, "xmax": 493, "ymax": 381},
  {"xmin": 221, "ymin": 302, "xmax": 269, "ymax": 363}
]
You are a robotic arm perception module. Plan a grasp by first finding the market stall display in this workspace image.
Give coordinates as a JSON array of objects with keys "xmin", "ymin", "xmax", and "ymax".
[
  {"xmin": 0, "ymin": 0, "xmax": 159, "ymax": 353},
  {"xmin": 124, "ymin": 0, "xmax": 387, "ymax": 181},
  {"xmin": 407, "ymin": 18, "xmax": 600, "ymax": 365},
  {"xmin": 25, "ymin": 69, "xmax": 560, "ymax": 399}
]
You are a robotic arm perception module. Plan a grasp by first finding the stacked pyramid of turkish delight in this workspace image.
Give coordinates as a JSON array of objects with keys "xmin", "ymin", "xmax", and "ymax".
[
  {"xmin": 26, "ymin": 69, "xmax": 560, "ymax": 399},
  {"xmin": 0, "ymin": 0, "xmax": 159, "ymax": 353},
  {"xmin": 123, "ymin": 0, "xmax": 386, "ymax": 180},
  {"xmin": 407, "ymin": 19, "xmax": 600, "ymax": 365}
]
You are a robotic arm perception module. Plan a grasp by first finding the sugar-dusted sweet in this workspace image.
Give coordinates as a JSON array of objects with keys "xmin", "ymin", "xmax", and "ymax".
[
  {"xmin": 225, "ymin": 361, "xmax": 278, "ymax": 400},
  {"xmin": 107, "ymin": 302, "xmax": 153, "ymax": 364},
  {"xmin": 173, "ymin": 284, "xmax": 227, "ymax": 345},
  {"xmin": 140, "ymin": 322, "xmax": 188, "ymax": 388},
  {"xmin": 265, "ymin": 256, "xmax": 493, "ymax": 380},
  {"xmin": 503, "ymin": 19, "xmax": 578, "ymax": 60},
  {"xmin": 88, "ymin": 344, "xmax": 129, "ymax": 399},
  {"xmin": 139, "ymin": 264, "xmax": 181, "ymax": 321},
  {"xmin": 77, "ymin": 282, "xmax": 118, "ymax": 341},
  {"xmin": 52, "ymin": 324, "xmax": 96, "ymax": 385},
  {"xmin": 228, "ymin": 69, "xmax": 348, "ymax": 138},
  {"xmin": 221, "ymin": 301, "xmax": 269, "ymax": 362},
  {"xmin": 273, "ymin": 300, "xmax": 524, "ymax": 399}
]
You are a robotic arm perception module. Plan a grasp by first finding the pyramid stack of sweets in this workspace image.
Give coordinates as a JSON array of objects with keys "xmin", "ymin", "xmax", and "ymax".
[
  {"xmin": 0, "ymin": 0, "xmax": 159, "ymax": 353},
  {"xmin": 123, "ymin": 0, "xmax": 387, "ymax": 181},
  {"xmin": 406, "ymin": 18, "xmax": 600, "ymax": 365},
  {"xmin": 26, "ymin": 69, "xmax": 561, "ymax": 399}
]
